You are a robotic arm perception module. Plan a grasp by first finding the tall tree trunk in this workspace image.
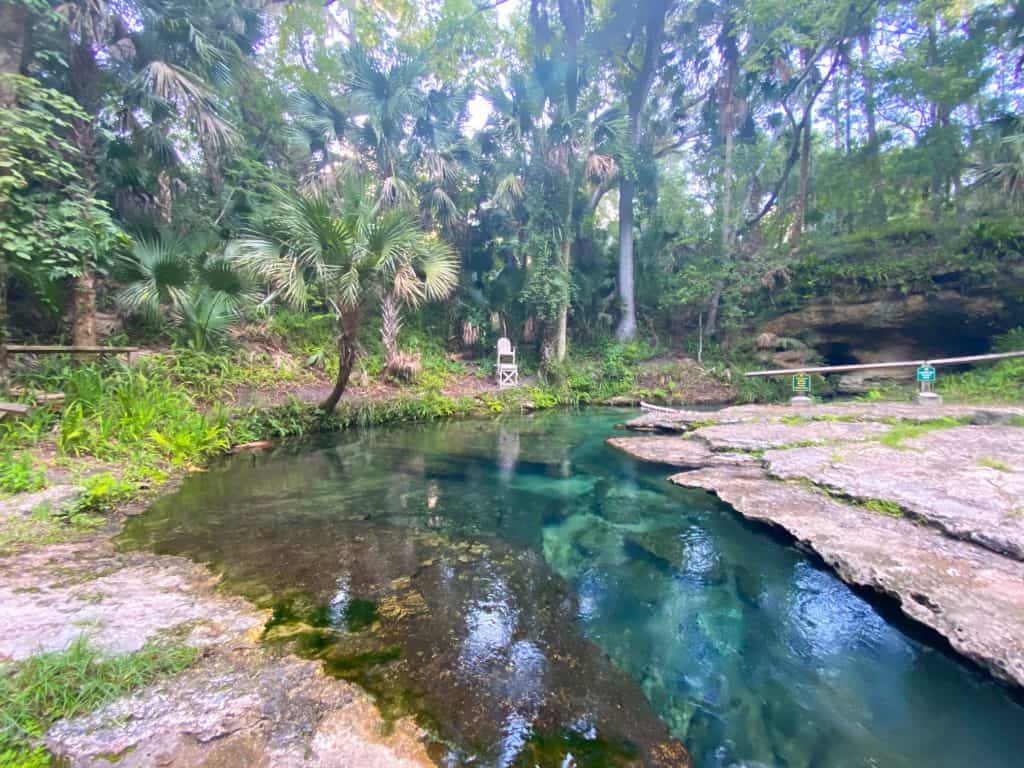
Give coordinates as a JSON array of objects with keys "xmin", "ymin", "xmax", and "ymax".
[
  {"xmin": 555, "ymin": 235, "xmax": 570, "ymax": 361},
  {"xmin": 69, "ymin": 40, "xmax": 101, "ymax": 347},
  {"xmin": 0, "ymin": 1, "xmax": 27, "ymax": 102},
  {"xmin": 614, "ymin": 0, "xmax": 669, "ymax": 342},
  {"xmin": 70, "ymin": 115, "xmax": 99, "ymax": 347},
  {"xmin": 794, "ymin": 115, "xmax": 811, "ymax": 240},
  {"xmin": 320, "ymin": 307, "xmax": 362, "ymax": 412},
  {"xmin": 858, "ymin": 33, "xmax": 886, "ymax": 220},
  {"xmin": 71, "ymin": 269, "xmax": 97, "ymax": 348},
  {"xmin": 0, "ymin": 251, "xmax": 8, "ymax": 394},
  {"xmin": 711, "ymin": 18, "xmax": 739, "ymax": 338},
  {"xmin": 926, "ymin": 17, "xmax": 943, "ymax": 221},
  {"xmin": 615, "ymin": 175, "xmax": 637, "ymax": 340}
]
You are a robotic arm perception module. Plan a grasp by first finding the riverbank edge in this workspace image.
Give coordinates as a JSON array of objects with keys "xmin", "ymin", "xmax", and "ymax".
[
  {"xmin": 0, "ymin": 395, "xmax": 661, "ymax": 767},
  {"xmin": 607, "ymin": 406, "xmax": 1024, "ymax": 691}
]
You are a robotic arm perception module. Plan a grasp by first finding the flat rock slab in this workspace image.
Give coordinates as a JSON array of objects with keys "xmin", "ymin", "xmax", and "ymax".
[
  {"xmin": 0, "ymin": 485, "xmax": 82, "ymax": 519},
  {"xmin": 669, "ymin": 465, "xmax": 1024, "ymax": 688},
  {"xmin": 606, "ymin": 436, "xmax": 755, "ymax": 468},
  {"xmin": 0, "ymin": 541, "xmax": 260, "ymax": 661},
  {"xmin": 47, "ymin": 644, "xmax": 432, "ymax": 768},
  {"xmin": 691, "ymin": 420, "xmax": 890, "ymax": 450},
  {"xmin": 623, "ymin": 402, "xmax": 1024, "ymax": 432},
  {"xmin": 765, "ymin": 426, "xmax": 1024, "ymax": 560},
  {"xmin": 0, "ymin": 537, "xmax": 434, "ymax": 766}
]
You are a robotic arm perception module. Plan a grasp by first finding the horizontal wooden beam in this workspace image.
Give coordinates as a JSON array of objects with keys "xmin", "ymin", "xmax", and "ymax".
[
  {"xmin": 4, "ymin": 345, "xmax": 138, "ymax": 354},
  {"xmin": 744, "ymin": 350, "xmax": 1024, "ymax": 377}
]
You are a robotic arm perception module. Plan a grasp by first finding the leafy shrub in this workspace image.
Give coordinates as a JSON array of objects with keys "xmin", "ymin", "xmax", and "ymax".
[
  {"xmin": 0, "ymin": 453, "xmax": 46, "ymax": 495},
  {"xmin": 937, "ymin": 327, "xmax": 1024, "ymax": 402},
  {"xmin": 229, "ymin": 397, "xmax": 340, "ymax": 443},
  {"xmin": 57, "ymin": 366, "xmax": 229, "ymax": 466}
]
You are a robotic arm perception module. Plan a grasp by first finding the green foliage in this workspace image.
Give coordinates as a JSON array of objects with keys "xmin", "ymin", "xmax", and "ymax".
[
  {"xmin": 269, "ymin": 311, "xmax": 338, "ymax": 374},
  {"xmin": 937, "ymin": 328, "xmax": 1024, "ymax": 403},
  {"xmin": 136, "ymin": 348, "xmax": 310, "ymax": 402},
  {"xmin": 0, "ymin": 453, "xmax": 46, "ymax": 495},
  {"xmin": 54, "ymin": 365, "xmax": 228, "ymax": 467},
  {"xmin": 75, "ymin": 473, "xmax": 139, "ymax": 514},
  {"xmin": 0, "ymin": 637, "xmax": 197, "ymax": 766},
  {"xmin": 863, "ymin": 498, "xmax": 904, "ymax": 518},
  {"xmin": 229, "ymin": 397, "xmax": 340, "ymax": 443},
  {"xmin": 114, "ymin": 235, "xmax": 257, "ymax": 348}
]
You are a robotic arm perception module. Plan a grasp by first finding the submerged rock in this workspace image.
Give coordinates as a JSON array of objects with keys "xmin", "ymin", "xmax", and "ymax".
[{"xmin": 606, "ymin": 436, "xmax": 754, "ymax": 468}]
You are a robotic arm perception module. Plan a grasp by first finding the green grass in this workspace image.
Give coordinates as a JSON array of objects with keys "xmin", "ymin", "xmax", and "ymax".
[
  {"xmin": 978, "ymin": 456, "xmax": 1013, "ymax": 472},
  {"xmin": 0, "ymin": 637, "xmax": 197, "ymax": 766},
  {"xmin": 878, "ymin": 417, "xmax": 966, "ymax": 449}
]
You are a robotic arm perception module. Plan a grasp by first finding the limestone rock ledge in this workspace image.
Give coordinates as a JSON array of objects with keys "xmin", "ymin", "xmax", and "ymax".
[
  {"xmin": 0, "ymin": 539, "xmax": 435, "ymax": 767},
  {"xmin": 607, "ymin": 432, "xmax": 1024, "ymax": 689},
  {"xmin": 669, "ymin": 465, "xmax": 1024, "ymax": 688}
]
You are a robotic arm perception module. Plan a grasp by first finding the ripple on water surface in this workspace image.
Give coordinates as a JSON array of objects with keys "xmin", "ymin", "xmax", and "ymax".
[{"xmin": 120, "ymin": 410, "xmax": 1024, "ymax": 767}]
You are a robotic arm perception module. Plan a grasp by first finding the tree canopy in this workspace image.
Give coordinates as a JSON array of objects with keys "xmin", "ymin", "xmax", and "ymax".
[{"xmin": 2, "ymin": 0, "xmax": 1022, "ymax": 386}]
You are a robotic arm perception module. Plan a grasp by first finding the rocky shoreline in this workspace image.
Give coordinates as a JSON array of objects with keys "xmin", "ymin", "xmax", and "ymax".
[
  {"xmin": 0, "ymin": 528, "xmax": 435, "ymax": 767},
  {"xmin": 609, "ymin": 401, "xmax": 1024, "ymax": 689}
]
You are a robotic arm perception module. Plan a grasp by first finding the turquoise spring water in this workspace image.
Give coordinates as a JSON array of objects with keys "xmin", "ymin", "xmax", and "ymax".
[{"xmin": 120, "ymin": 409, "xmax": 1024, "ymax": 767}]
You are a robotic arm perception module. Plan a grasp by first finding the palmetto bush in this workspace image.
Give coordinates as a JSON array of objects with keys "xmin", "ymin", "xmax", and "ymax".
[{"xmin": 115, "ymin": 232, "xmax": 259, "ymax": 349}]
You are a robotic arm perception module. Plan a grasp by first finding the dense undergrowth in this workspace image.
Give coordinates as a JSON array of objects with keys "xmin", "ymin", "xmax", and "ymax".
[
  {"xmin": 762, "ymin": 218, "xmax": 1024, "ymax": 312},
  {"xmin": 0, "ymin": 637, "xmax": 197, "ymax": 768}
]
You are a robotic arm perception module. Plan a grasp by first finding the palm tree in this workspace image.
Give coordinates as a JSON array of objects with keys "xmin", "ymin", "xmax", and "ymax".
[
  {"xmin": 975, "ymin": 117, "xmax": 1024, "ymax": 213},
  {"xmin": 291, "ymin": 46, "xmax": 472, "ymax": 371},
  {"xmin": 51, "ymin": 0, "xmax": 256, "ymax": 345},
  {"xmin": 228, "ymin": 175, "xmax": 459, "ymax": 411}
]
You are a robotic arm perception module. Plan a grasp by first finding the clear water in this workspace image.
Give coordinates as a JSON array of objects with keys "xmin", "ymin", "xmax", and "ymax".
[{"xmin": 120, "ymin": 409, "xmax": 1024, "ymax": 767}]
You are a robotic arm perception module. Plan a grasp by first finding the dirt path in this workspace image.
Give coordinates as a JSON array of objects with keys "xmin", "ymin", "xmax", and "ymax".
[
  {"xmin": 0, "ymin": 524, "xmax": 434, "ymax": 767},
  {"xmin": 609, "ymin": 401, "xmax": 1024, "ymax": 688}
]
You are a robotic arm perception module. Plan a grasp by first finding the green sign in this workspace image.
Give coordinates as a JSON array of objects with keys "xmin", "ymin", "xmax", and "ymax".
[
  {"xmin": 916, "ymin": 365, "xmax": 936, "ymax": 382},
  {"xmin": 792, "ymin": 373, "xmax": 812, "ymax": 392}
]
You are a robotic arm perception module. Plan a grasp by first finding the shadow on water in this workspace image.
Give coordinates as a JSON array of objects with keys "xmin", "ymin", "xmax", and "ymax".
[{"xmin": 119, "ymin": 409, "xmax": 1024, "ymax": 768}]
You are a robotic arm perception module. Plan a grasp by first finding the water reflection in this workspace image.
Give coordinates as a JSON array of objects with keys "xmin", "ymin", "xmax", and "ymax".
[{"xmin": 120, "ymin": 410, "xmax": 1024, "ymax": 768}]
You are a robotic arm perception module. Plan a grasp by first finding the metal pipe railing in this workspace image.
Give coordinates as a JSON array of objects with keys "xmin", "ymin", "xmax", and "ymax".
[{"xmin": 744, "ymin": 349, "xmax": 1024, "ymax": 377}]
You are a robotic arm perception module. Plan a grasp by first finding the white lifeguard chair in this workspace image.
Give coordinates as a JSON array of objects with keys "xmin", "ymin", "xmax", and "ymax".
[{"xmin": 496, "ymin": 337, "xmax": 518, "ymax": 388}]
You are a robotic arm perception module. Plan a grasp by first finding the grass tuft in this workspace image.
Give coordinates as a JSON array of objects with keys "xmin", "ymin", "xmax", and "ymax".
[
  {"xmin": 878, "ymin": 417, "xmax": 966, "ymax": 449},
  {"xmin": 0, "ymin": 637, "xmax": 197, "ymax": 766}
]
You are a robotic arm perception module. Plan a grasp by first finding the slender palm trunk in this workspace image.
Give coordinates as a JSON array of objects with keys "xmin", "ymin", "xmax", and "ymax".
[
  {"xmin": 320, "ymin": 307, "xmax": 362, "ymax": 412},
  {"xmin": 381, "ymin": 292, "xmax": 401, "ymax": 365}
]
